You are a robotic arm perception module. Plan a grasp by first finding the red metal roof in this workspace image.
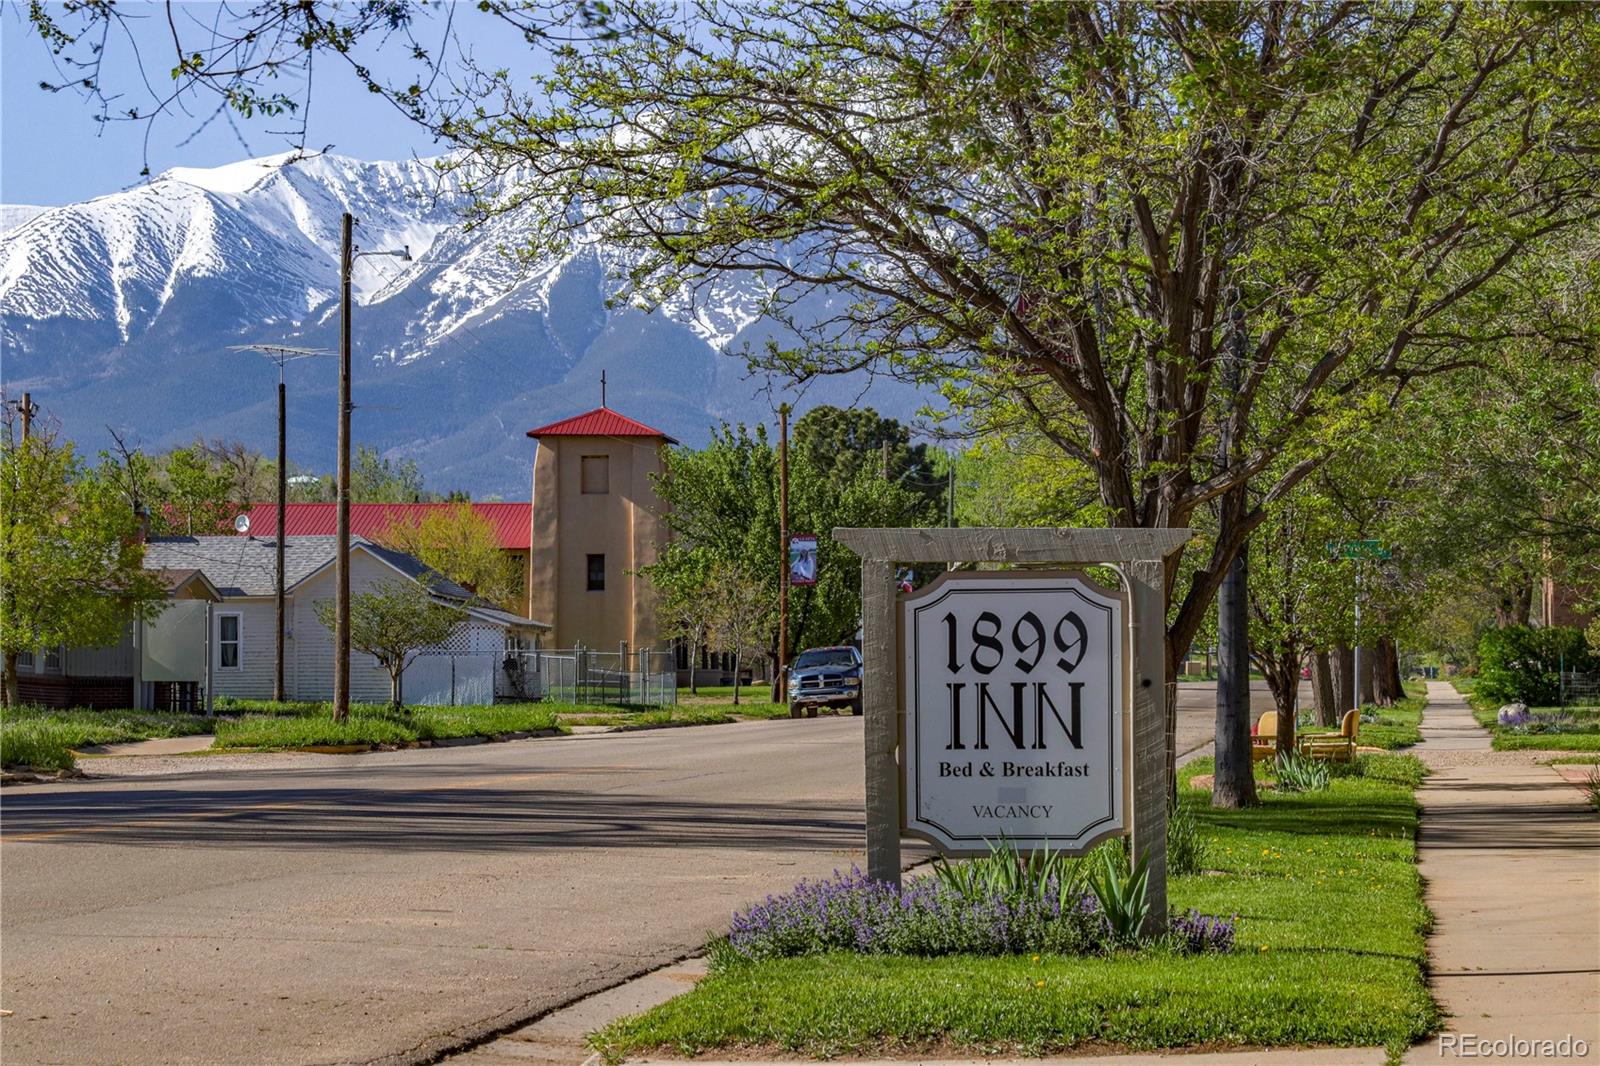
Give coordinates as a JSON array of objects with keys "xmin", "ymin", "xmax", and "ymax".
[
  {"xmin": 525, "ymin": 407, "xmax": 676, "ymax": 442},
  {"xmin": 238, "ymin": 502, "xmax": 531, "ymax": 550}
]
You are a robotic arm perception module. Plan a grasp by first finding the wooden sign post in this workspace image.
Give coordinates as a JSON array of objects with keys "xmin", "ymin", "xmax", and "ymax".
[{"xmin": 834, "ymin": 527, "xmax": 1192, "ymax": 937}]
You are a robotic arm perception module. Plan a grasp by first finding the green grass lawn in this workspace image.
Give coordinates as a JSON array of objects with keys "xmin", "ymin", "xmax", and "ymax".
[
  {"xmin": 211, "ymin": 702, "xmax": 563, "ymax": 750},
  {"xmin": 1297, "ymin": 681, "xmax": 1426, "ymax": 750},
  {"xmin": 1469, "ymin": 705, "xmax": 1600, "ymax": 751},
  {"xmin": 1, "ymin": 705, "xmax": 214, "ymax": 770},
  {"xmin": 594, "ymin": 754, "xmax": 1436, "ymax": 1062}
]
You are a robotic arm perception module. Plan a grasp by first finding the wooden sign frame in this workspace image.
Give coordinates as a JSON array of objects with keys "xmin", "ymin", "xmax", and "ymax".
[{"xmin": 834, "ymin": 527, "xmax": 1192, "ymax": 936}]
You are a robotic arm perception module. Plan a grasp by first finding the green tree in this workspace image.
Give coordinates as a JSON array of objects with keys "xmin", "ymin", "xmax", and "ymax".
[
  {"xmin": 160, "ymin": 445, "xmax": 238, "ymax": 534},
  {"xmin": 429, "ymin": 2, "xmax": 1600, "ymax": 684},
  {"xmin": 375, "ymin": 504, "xmax": 522, "ymax": 612},
  {"xmin": 649, "ymin": 544, "xmax": 717, "ymax": 695},
  {"xmin": 644, "ymin": 416, "xmax": 933, "ymax": 676},
  {"xmin": 792, "ymin": 407, "xmax": 943, "ymax": 515},
  {"xmin": 314, "ymin": 580, "xmax": 463, "ymax": 711},
  {"xmin": 1, "ymin": 431, "xmax": 167, "ymax": 707},
  {"xmin": 709, "ymin": 560, "xmax": 772, "ymax": 707},
  {"xmin": 351, "ymin": 446, "xmax": 426, "ymax": 503}
]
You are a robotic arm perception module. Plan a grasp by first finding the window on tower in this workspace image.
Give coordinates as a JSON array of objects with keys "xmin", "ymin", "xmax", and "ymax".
[
  {"xmin": 587, "ymin": 554, "xmax": 606, "ymax": 591},
  {"xmin": 581, "ymin": 455, "xmax": 610, "ymax": 494}
]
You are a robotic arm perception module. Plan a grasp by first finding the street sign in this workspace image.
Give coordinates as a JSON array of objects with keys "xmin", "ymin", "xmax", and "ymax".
[
  {"xmin": 1327, "ymin": 539, "xmax": 1391, "ymax": 560},
  {"xmin": 789, "ymin": 534, "xmax": 818, "ymax": 586},
  {"xmin": 899, "ymin": 571, "xmax": 1126, "ymax": 855}
]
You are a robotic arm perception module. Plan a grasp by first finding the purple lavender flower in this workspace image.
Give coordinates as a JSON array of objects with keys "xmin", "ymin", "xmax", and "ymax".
[{"xmin": 1170, "ymin": 909, "xmax": 1237, "ymax": 954}]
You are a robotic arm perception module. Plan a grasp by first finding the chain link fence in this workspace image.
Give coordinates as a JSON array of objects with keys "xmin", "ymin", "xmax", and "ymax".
[
  {"xmin": 1560, "ymin": 671, "xmax": 1600, "ymax": 706},
  {"xmin": 502, "ymin": 648, "xmax": 678, "ymax": 706}
]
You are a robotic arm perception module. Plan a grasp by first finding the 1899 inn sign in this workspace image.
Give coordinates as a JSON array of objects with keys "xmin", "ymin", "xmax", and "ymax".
[
  {"xmin": 834, "ymin": 527, "xmax": 1192, "ymax": 933},
  {"xmin": 902, "ymin": 572, "xmax": 1125, "ymax": 854}
]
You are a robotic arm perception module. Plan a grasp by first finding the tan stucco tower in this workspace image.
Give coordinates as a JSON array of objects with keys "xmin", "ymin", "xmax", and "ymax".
[{"xmin": 526, "ymin": 407, "xmax": 674, "ymax": 652}]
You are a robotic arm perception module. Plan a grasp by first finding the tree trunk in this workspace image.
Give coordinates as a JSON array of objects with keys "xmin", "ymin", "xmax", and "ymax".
[
  {"xmin": 1357, "ymin": 644, "xmax": 1377, "ymax": 708},
  {"xmin": 1494, "ymin": 580, "xmax": 1534, "ymax": 627},
  {"xmin": 731, "ymin": 650, "xmax": 741, "ymax": 705},
  {"xmin": 390, "ymin": 666, "xmax": 404, "ymax": 712},
  {"xmin": 1331, "ymin": 644, "xmax": 1355, "ymax": 713},
  {"xmin": 689, "ymin": 639, "xmax": 699, "ymax": 696},
  {"xmin": 1260, "ymin": 646, "xmax": 1299, "ymax": 760},
  {"xmin": 1311, "ymin": 651, "xmax": 1337, "ymax": 727},
  {"xmin": 1213, "ymin": 540, "xmax": 1258, "ymax": 808},
  {"xmin": 1383, "ymin": 636, "xmax": 1406, "ymax": 702},
  {"xmin": 2, "ymin": 650, "xmax": 18, "ymax": 709}
]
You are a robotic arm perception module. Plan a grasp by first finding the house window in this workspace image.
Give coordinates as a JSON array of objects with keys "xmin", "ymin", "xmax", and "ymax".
[
  {"xmin": 580, "ymin": 455, "xmax": 610, "ymax": 494},
  {"xmin": 586, "ymin": 554, "xmax": 606, "ymax": 591},
  {"xmin": 18, "ymin": 650, "xmax": 34, "ymax": 671},
  {"xmin": 41, "ymin": 647, "xmax": 61, "ymax": 673},
  {"xmin": 217, "ymin": 613, "xmax": 242, "ymax": 670}
]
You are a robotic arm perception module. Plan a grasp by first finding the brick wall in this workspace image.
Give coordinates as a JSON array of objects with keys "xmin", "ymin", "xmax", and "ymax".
[{"xmin": 18, "ymin": 675, "xmax": 132, "ymax": 710}]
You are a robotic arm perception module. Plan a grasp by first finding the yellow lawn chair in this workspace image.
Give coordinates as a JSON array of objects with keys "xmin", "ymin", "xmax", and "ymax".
[
  {"xmin": 1251, "ymin": 711, "xmax": 1280, "ymax": 763},
  {"xmin": 1299, "ymin": 709, "xmax": 1359, "ymax": 763}
]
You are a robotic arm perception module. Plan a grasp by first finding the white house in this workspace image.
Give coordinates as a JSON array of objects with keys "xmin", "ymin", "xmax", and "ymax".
[{"xmin": 140, "ymin": 535, "xmax": 548, "ymax": 705}]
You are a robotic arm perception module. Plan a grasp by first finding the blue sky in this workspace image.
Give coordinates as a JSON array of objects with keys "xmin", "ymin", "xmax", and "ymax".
[{"xmin": 2, "ymin": 2, "xmax": 528, "ymax": 206}]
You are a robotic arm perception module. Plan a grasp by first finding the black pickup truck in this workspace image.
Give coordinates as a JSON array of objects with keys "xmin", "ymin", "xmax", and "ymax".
[{"xmin": 786, "ymin": 645, "xmax": 864, "ymax": 717}]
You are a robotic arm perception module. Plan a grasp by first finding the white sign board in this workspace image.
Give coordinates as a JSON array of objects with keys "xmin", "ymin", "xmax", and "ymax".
[
  {"xmin": 900, "ymin": 572, "xmax": 1126, "ymax": 854},
  {"xmin": 141, "ymin": 600, "xmax": 209, "ymax": 683}
]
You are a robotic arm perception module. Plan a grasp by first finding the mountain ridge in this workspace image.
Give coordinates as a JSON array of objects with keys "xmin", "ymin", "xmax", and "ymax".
[{"xmin": 1, "ymin": 151, "xmax": 923, "ymax": 496}]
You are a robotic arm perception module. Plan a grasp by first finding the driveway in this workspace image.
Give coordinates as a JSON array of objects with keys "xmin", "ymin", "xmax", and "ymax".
[{"xmin": 1, "ymin": 683, "xmax": 1283, "ymax": 1066}]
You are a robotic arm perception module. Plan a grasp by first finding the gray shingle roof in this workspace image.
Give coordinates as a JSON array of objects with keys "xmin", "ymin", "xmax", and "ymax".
[
  {"xmin": 141, "ymin": 536, "xmax": 545, "ymax": 628},
  {"xmin": 143, "ymin": 536, "xmax": 342, "ymax": 597}
]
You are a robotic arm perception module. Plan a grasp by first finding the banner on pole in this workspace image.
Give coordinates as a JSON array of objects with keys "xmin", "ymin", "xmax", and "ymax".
[{"xmin": 789, "ymin": 534, "xmax": 818, "ymax": 586}]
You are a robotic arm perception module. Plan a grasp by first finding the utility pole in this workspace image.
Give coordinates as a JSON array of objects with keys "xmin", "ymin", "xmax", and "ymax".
[
  {"xmin": 6, "ymin": 392, "xmax": 39, "ymax": 442},
  {"xmin": 778, "ymin": 403, "xmax": 791, "ymax": 711},
  {"xmin": 231, "ymin": 344, "xmax": 327, "ymax": 704},
  {"xmin": 1352, "ymin": 565, "xmax": 1363, "ymax": 713},
  {"xmin": 335, "ymin": 212, "xmax": 354, "ymax": 722},
  {"xmin": 334, "ymin": 214, "xmax": 409, "ymax": 721}
]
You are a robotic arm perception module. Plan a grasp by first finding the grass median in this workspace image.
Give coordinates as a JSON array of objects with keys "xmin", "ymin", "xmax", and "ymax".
[
  {"xmin": 1295, "ymin": 680, "xmax": 1426, "ymax": 750},
  {"xmin": 211, "ymin": 702, "xmax": 563, "ymax": 750},
  {"xmin": 594, "ymin": 752, "xmax": 1435, "ymax": 1063},
  {"xmin": 1468, "ymin": 705, "xmax": 1600, "ymax": 751},
  {"xmin": 1, "ymin": 705, "xmax": 213, "ymax": 771}
]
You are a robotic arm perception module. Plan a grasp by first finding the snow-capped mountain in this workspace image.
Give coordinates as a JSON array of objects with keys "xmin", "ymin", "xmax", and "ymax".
[{"xmin": 1, "ymin": 152, "xmax": 921, "ymax": 496}]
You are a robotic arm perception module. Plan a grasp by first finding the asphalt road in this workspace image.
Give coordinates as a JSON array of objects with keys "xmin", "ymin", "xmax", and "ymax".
[{"xmin": 0, "ymin": 682, "xmax": 1289, "ymax": 1066}]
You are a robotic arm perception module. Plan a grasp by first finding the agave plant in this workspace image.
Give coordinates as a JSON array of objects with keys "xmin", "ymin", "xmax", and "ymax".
[
  {"xmin": 1089, "ymin": 847, "xmax": 1151, "ymax": 944},
  {"xmin": 931, "ymin": 835, "xmax": 1087, "ymax": 908},
  {"xmin": 1275, "ymin": 750, "xmax": 1331, "ymax": 793}
]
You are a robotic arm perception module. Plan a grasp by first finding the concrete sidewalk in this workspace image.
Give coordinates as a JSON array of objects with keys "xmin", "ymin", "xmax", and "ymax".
[
  {"xmin": 74, "ymin": 733, "xmax": 215, "ymax": 757},
  {"xmin": 1405, "ymin": 681, "xmax": 1600, "ymax": 1062}
]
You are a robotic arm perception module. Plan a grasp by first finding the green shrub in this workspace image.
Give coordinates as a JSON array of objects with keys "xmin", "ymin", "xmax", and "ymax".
[
  {"xmin": 0, "ymin": 719, "xmax": 79, "ymax": 770},
  {"xmin": 1476, "ymin": 624, "xmax": 1599, "ymax": 705},
  {"xmin": 931, "ymin": 837, "xmax": 1087, "ymax": 906},
  {"xmin": 1165, "ymin": 799, "xmax": 1206, "ymax": 875},
  {"xmin": 1582, "ymin": 767, "xmax": 1600, "ymax": 815},
  {"xmin": 1089, "ymin": 847, "xmax": 1152, "ymax": 945},
  {"xmin": 1274, "ymin": 751, "xmax": 1330, "ymax": 793}
]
